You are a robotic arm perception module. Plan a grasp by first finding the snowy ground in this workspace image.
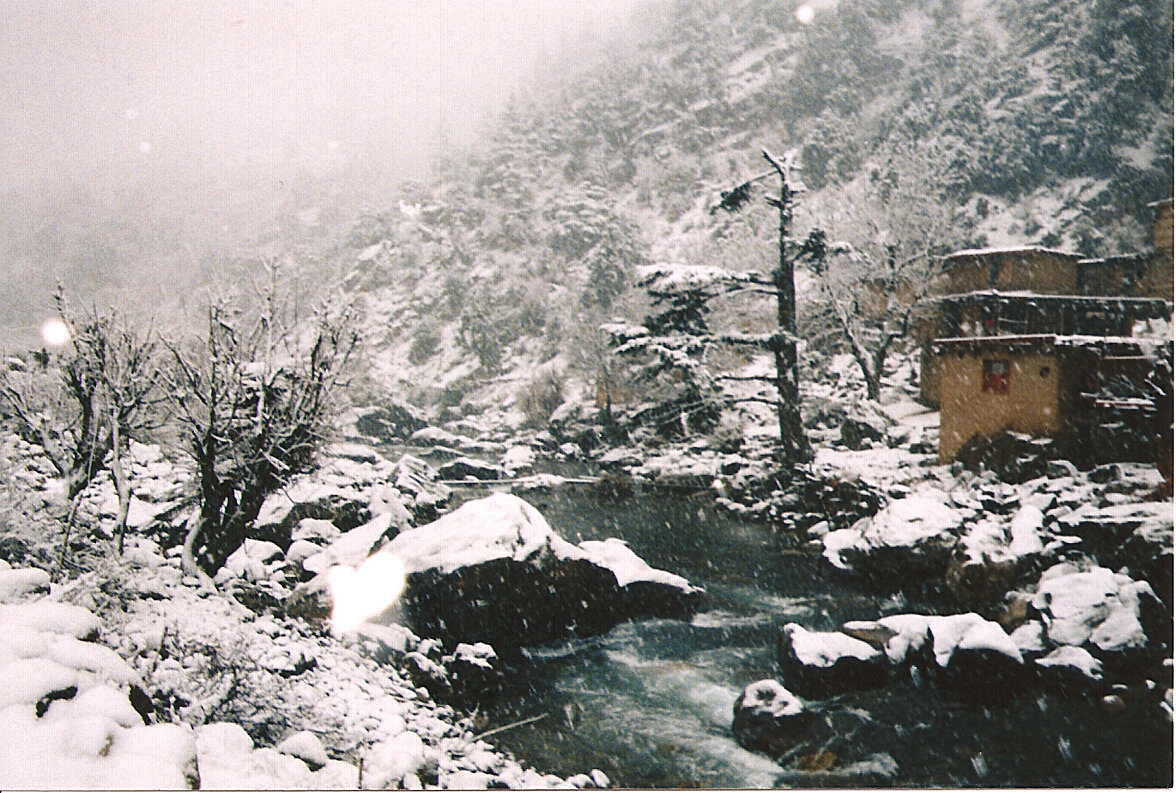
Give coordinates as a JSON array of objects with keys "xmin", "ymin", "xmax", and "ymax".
[{"xmin": 0, "ymin": 436, "xmax": 612, "ymax": 790}]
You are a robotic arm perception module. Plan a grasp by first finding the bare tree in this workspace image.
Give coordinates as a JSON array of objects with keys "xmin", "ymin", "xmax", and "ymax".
[
  {"xmin": 164, "ymin": 263, "xmax": 358, "ymax": 579},
  {"xmin": 61, "ymin": 297, "xmax": 166, "ymax": 552},
  {"xmin": 809, "ymin": 141, "xmax": 958, "ymax": 401}
]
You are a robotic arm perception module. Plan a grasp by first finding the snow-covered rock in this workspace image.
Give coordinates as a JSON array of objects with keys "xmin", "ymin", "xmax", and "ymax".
[
  {"xmin": 731, "ymin": 679, "xmax": 816, "ymax": 755},
  {"xmin": 844, "ymin": 613, "xmax": 1024, "ymax": 698},
  {"xmin": 0, "ymin": 567, "xmax": 50, "ymax": 603},
  {"xmin": 1029, "ymin": 563, "xmax": 1164, "ymax": 674},
  {"xmin": 822, "ymin": 493, "xmax": 964, "ymax": 587},
  {"xmin": 300, "ymin": 513, "xmax": 397, "ymax": 576},
  {"xmin": 392, "ymin": 454, "xmax": 452, "ymax": 515},
  {"xmin": 363, "ymin": 729, "xmax": 426, "ymax": 789},
  {"xmin": 437, "ymin": 456, "xmax": 506, "ymax": 481},
  {"xmin": 776, "ymin": 623, "xmax": 890, "ymax": 697},
  {"xmin": 276, "ymin": 729, "xmax": 329, "ymax": 770},
  {"xmin": 357, "ymin": 493, "xmax": 703, "ymax": 647},
  {"xmin": 1034, "ymin": 646, "xmax": 1105, "ymax": 693}
]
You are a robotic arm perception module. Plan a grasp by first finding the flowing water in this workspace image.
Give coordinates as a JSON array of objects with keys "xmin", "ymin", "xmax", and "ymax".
[{"xmin": 454, "ymin": 482, "xmax": 1173, "ymax": 788}]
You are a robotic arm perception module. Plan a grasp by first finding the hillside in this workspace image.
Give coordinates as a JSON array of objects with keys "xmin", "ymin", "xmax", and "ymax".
[{"xmin": 335, "ymin": 0, "xmax": 1173, "ymax": 422}]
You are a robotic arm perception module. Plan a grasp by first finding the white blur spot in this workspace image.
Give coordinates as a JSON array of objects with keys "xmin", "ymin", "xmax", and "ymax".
[
  {"xmin": 398, "ymin": 200, "xmax": 422, "ymax": 219},
  {"xmin": 126, "ymin": 107, "xmax": 140, "ymax": 121},
  {"xmin": 327, "ymin": 139, "xmax": 341, "ymax": 150},
  {"xmin": 41, "ymin": 318, "xmax": 71, "ymax": 347},
  {"xmin": 795, "ymin": 3, "xmax": 815, "ymax": 23},
  {"xmin": 326, "ymin": 553, "xmax": 406, "ymax": 634},
  {"xmin": 138, "ymin": 141, "xmax": 152, "ymax": 153}
]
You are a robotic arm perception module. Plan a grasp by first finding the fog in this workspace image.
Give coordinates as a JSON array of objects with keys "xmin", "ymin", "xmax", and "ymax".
[{"xmin": 0, "ymin": 0, "xmax": 636, "ymax": 347}]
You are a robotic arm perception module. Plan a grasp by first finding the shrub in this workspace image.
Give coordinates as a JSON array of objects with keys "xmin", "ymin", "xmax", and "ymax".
[{"xmin": 518, "ymin": 367, "xmax": 566, "ymax": 428}]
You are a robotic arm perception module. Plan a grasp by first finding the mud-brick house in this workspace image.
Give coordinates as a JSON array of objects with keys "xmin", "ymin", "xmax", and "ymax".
[
  {"xmin": 933, "ymin": 247, "xmax": 1084, "ymax": 295},
  {"xmin": 917, "ymin": 201, "xmax": 1175, "ymax": 406},
  {"xmin": 934, "ymin": 334, "xmax": 1156, "ymax": 464}
]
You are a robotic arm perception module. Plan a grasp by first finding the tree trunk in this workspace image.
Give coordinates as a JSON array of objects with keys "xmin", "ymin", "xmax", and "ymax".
[
  {"xmin": 110, "ymin": 419, "xmax": 131, "ymax": 555},
  {"xmin": 769, "ymin": 165, "xmax": 812, "ymax": 464}
]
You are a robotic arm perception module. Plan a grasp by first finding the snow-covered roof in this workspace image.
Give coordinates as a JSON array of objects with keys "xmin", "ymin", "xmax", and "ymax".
[
  {"xmin": 1076, "ymin": 253, "xmax": 1151, "ymax": 265},
  {"xmin": 924, "ymin": 289, "xmax": 1171, "ymax": 308},
  {"xmin": 932, "ymin": 333, "xmax": 1145, "ymax": 353},
  {"xmin": 940, "ymin": 246, "xmax": 1082, "ymax": 260}
]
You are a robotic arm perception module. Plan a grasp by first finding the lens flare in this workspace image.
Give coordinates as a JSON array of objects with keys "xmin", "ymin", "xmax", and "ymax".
[
  {"xmin": 795, "ymin": 3, "xmax": 815, "ymax": 23},
  {"xmin": 41, "ymin": 318, "xmax": 71, "ymax": 347},
  {"xmin": 327, "ymin": 553, "xmax": 406, "ymax": 634}
]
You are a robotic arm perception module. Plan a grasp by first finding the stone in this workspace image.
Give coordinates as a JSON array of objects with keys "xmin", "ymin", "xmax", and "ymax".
[
  {"xmin": 276, "ymin": 730, "xmax": 329, "ymax": 771},
  {"xmin": 776, "ymin": 623, "xmax": 890, "ymax": 697},
  {"xmin": 956, "ymin": 431, "xmax": 1056, "ymax": 484},
  {"xmin": 844, "ymin": 613, "xmax": 1025, "ymax": 700},
  {"xmin": 1046, "ymin": 459, "xmax": 1079, "ymax": 479},
  {"xmin": 840, "ymin": 411, "xmax": 888, "ymax": 451},
  {"xmin": 437, "ymin": 457, "xmax": 506, "ymax": 481},
  {"xmin": 732, "ymin": 680, "xmax": 817, "ymax": 755},
  {"xmin": 1034, "ymin": 646, "xmax": 1106, "ymax": 695},
  {"xmin": 444, "ymin": 642, "xmax": 505, "ymax": 704},
  {"xmin": 1028, "ymin": 563, "xmax": 1165, "ymax": 677},
  {"xmin": 352, "ymin": 401, "xmax": 428, "ymax": 442},
  {"xmin": 373, "ymin": 493, "xmax": 703, "ymax": 648}
]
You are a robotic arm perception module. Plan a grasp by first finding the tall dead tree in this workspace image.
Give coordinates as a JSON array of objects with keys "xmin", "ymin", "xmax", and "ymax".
[
  {"xmin": 609, "ymin": 150, "xmax": 825, "ymax": 463},
  {"xmin": 711, "ymin": 148, "xmax": 824, "ymax": 463}
]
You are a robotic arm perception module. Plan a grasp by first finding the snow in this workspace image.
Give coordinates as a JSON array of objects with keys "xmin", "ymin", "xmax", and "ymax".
[
  {"xmin": 0, "ymin": 601, "xmax": 101, "ymax": 640},
  {"xmin": 1008, "ymin": 504, "xmax": 1045, "ymax": 557},
  {"xmin": 735, "ymin": 679, "xmax": 805, "ymax": 718},
  {"xmin": 1036, "ymin": 646, "xmax": 1103, "ymax": 680},
  {"xmin": 305, "ymin": 513, "xmax": 395, "ymax": 574},
  {"xmin": 854, "ymin": 613, "xmax": 1022, "ymax": 667},
  {"xmin": 578, "ymin": 538, "xmax": 692, "ymax": 590},
  {"xmin": 829, "ymin": 493, "xmax": 962, "ymax": 556},
  {"xmin": 385, "ymin": 493, "xmax": 571, "ymax": 576},
  {"xmin": 276, "ymin": 730, "xmax": 329, "ymax": 769},
  {"xmin": 1031, "ymin": 563, "xmax": 1154, "ymax": 651},
  {"xmin": 0, "ymin": 567, "xmax": 50, "ymax": 602},
  {"xmin": 363, "ymin": 730, "xmax": 425, "ymax": 789},
  {"xmin": 781, "ymin": 623, "xmax": 881, "ymax": 666}
]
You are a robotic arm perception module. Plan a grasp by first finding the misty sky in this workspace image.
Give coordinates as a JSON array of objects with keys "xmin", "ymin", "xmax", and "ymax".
[{"xmin": 0, "ymin": 0, "xmax": 635, "ymax": 189}]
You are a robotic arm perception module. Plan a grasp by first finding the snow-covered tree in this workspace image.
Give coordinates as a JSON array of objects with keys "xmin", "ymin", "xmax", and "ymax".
[
  {"xmin": 809, "ymin": 140, "xmax": 959, "ymax": 401},
  {"xmin": 165, "ymin": 263, "xmax": 357, "ymax": 579},
  {"xmin": 610, "ymin": 149, "xmax": 825, "ymax": 459}
]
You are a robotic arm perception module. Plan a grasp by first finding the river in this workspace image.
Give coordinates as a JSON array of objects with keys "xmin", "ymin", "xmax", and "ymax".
[{"xmin": 448, "ymin": 480, "xmax": 1173, "ymax": 788}]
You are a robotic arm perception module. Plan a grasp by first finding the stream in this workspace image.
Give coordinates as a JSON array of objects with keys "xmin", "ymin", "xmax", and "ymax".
[{"xmin": 451, "ymin": 480, "xmax": 1172, "ymax": 788}]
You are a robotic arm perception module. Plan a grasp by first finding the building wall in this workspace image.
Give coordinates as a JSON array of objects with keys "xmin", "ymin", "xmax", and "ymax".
[
  {"xmin": 995, "ymin": 252, "xmax": 1078, "ymax": 293},
  {"xmin": 940, "ymin": 251, "xmax": 1080, "ymax": 296},
  {"xmin": 1154, "ymin": 201, "xmax": 1173, "ymax": 255},
  {"xmin": 937, "ymin": 349, "xmax": 1061, "ymax": 462},
  {"xmin": 1140, "ymin": 251, "xmax": 1174, "ymax": 301}
]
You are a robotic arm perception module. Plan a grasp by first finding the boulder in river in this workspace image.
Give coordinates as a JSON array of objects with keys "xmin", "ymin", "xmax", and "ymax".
[
  {"xmin": 330, "ymin": 493, "xmax": 703, "ymax": 648},
  {"xmin": 776, "ymin": 623, "xmax": 890, "ymax": 697},
  {"xmin": 437, "ymin": 457, "xmax": 506, "ymax": 481},
  {"xmin": 1028, "ymin": 562, "xmax": 1166, "ymax": 678},
  {"xmin": 732, "ymin": 679, "xmax": 817, "ymax": 755},
  {"xmin": 843, "ymin": 612, "xmax": 1024, "ymax": 699},
  {"xmin": 821, "ymin": 494, "xmax": 964, "ymax": 590}
]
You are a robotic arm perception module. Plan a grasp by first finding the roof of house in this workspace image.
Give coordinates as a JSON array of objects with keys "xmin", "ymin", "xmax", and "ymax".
[
  {"xmin": 940, "ymin": 246, "xmax": 1083, "ymax": 261},
  {"xmin": 921, "ymin": 289, "xmax": 1173, "ymax": 311},
  {"xmin": 1076, "ymin": 253, "xmax": 1151, "ymax": 266},
  {"xmin": 931, "ymin": 334, "xmax": 1145, "ymax": 355}
]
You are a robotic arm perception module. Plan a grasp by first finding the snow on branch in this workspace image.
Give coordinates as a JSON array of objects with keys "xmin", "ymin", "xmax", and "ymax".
[{"xmin": 635, "ymin": 263, "xmax": 767, "ymax": 295}]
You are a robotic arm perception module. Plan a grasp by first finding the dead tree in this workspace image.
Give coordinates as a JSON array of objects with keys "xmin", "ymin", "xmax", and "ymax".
[
  {"xmin": 706, "ymin": 148, "xmax": 824, "ymax": 463},
  {"xmin": 165, "ymin": 271, "xmax": 357, "ymax": 579}
]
